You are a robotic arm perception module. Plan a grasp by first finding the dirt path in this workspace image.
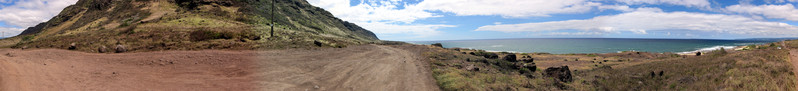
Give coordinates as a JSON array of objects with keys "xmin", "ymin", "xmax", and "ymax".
[{"xmin": 0, "ymin": 44, "xmax": 438, "ymax": 91}]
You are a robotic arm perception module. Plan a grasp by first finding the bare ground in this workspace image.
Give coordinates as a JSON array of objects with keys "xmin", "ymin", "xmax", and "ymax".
[{"xmin": 0, "ymin": 44, "xmax": 438, "ymax": 91}]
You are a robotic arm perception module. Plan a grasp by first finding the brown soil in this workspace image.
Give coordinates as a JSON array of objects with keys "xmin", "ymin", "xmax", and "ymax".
[{"xmin": 0, "ymin": 44, "xmax": 438, "ymax": 91}]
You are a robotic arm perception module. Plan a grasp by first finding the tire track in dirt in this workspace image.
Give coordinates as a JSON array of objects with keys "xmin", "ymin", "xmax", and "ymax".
[{"xmin": 255, "ymin": 44, "xmax": 438, "ymax": 91}]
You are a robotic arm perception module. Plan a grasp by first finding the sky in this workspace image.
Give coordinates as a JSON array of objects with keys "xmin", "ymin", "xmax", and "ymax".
[{"xmin": 0, "ymin": 0, "xmax": 796, "ymax": 41}]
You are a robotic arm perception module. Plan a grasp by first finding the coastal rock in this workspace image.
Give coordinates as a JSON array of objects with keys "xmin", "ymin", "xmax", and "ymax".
[
  {"xmin": 503, "ymin": 54, "xmax": 517, "ymax": 62},
  {"xmin": 524, "ymin": 63, "xmax": 537, "ymax": 72},
  {"xmin": 544, "ymin": 66, "xmax": 573, "ymax": 82},
  {"xmin": 431, "ymin": 43, "xmax": 443, "ymax": 47},
  {"xmin": 696, "ymin": 52, "xmax": 702, "ymax": 56},
  {"xmin": 520, "ymin": 58, "xmax": 534, "ymax": 63}
]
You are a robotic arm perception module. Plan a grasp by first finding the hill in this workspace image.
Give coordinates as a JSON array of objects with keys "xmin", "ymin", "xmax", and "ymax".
[{"xmin": 2, "ymin": 0, "xmax": 379, "ymax": 52}]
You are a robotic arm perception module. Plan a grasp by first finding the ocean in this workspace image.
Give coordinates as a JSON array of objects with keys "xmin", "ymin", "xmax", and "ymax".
[{"xmin": 407, "ymin": 38, "xmax": 787, "ymax": 54}]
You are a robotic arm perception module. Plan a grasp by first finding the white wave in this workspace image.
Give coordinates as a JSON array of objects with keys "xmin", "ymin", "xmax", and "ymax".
[
  {"xmin": 490, "ymin": 45, "xmax": 504, "ymax": 47},
  {"xmin": 677, "ymin": 46, "xmax": 736, "ymax": 54}
]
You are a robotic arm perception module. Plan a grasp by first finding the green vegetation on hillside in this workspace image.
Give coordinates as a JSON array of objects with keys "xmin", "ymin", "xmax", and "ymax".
[{"xmin": 1, "ymin": 0, "xmax": 379, "ymax": 52}]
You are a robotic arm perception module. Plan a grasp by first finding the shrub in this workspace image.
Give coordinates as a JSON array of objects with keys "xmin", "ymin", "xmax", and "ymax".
[{"xmin": 22, "ymin": 35, "xmax": 34, "ymax": 41}]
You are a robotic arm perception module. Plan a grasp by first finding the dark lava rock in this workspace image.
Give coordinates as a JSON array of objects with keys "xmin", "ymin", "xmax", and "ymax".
[
  {"xmin": 545, "ymin": 66, "xmax": 573, "ymax": 82},
  {"xmin": 503, "ymin": 54, "xmax": 517, "ymax": 62},
  {"xmin": 520, "ymin": 58, "xmax": 534, "ymax": 63},
  {"xmin": 650, "ymin": 71, "xmax": 656, "ymax": 78},
  {"xmin": 696, "ymin": 52, "xmax": 702, "ymax": 56},
  {"xmin": 524, "ymin": 63, "xmax": 537, "ymax": 72},
  {"xmin": 313, "ymin": 40, "xmax": 323, "ymax": 47},
  {"xmin": 659, "ymin": 71, "xmax": 664, "ymax": 76}
]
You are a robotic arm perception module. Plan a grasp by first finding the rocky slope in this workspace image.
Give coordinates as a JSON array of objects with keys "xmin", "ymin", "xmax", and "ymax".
[{"xmin": 7, "ymin": 0, "xmax": 379, "ymax": 52}]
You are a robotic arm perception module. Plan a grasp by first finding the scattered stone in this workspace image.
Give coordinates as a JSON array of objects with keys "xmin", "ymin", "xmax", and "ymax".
[
  {"xmin": 5, "ymin": 53, "xmax": 13, "ymax": 57},
  {"xmin": 21, "ymin": 46, "xmax": 28, "ymax": 50},
  {"xmin": 115, "ymin": 45, "xmax": 127, "ymax": 53},
  {"xmin": 503, "ymin": 54, "xmax": 517, "ymax": 62},
  {"xmin": 314, "ymin": 85, "xmax": 320, "ymax": 89},
  {"xmin": 68, "ymin": 43, "xmax": 77, "ymax": 50},
  {"xmin": 313, "ymin": 40, "xmax": 323, "ymax": 47},
  {"xmin": 465, "ymin": 64, "xmax": 480, "ymax": 71},
  {"xmin": 431, "ymin": 43, "xmax": 443, "ymax": 47},
  {"xmin": 650, "ymin": 71, "xmax": 656, "ymax": 78},
  {"xmin": 658, "ymin": 71, "xmax": 664, "ymax": 77},
  {"xmin": 98, "ymin": 45, "xmax": 108, "ymax": 53},
  {"xmin": 544, "ymin": 66, "xmax": 573, "ymax": 82}
]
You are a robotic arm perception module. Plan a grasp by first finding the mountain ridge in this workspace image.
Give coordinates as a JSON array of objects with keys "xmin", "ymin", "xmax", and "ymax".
[{"xmin": 6, "ymin": 0, "xmax": 380, "ymax": 52}]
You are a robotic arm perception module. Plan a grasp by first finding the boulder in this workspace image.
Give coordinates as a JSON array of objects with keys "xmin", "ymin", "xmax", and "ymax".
[
  {"xmin": 98, "ymin": 45, "xmax": 108, "ymax": 53},
  {"xmin": 658, "ymin": 71, "xmax": 664, "ymax": 76},
  {"xmin": 115, "ymin": 45, "xmax": 127, "ymax": 53},
  {"xmin": 524, "ymin": 63, "xmax": 537, "ymax": 72},
  {"xmin": 696, "ymin": 52, "xmax": 702, "ymax": 56},
  {"xmin": 544, "ymin": 66, "xmax": 573, "ymax": 82},
  {"xmin": 313, "ymin": 40, "xmax": 323, "ymax": 47},
  {"xmin": 503, "ymin": 54, "xmax": 517, "ymax": 62},
  {"xmin": 68, "ymin": 43, "xmax": 77, "ymax": 50},
  {"xmin": 520, "ymin": 58, "xmax": 534, "ymax": 63},
  {"xmin": 650, "ymin": 71, "xmax": 656, "ymax": 78}
]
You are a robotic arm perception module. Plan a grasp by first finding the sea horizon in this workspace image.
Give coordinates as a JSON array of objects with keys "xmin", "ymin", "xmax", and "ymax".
[{"xmin": 407, "ymin": 38, "xmax": 793, "ymax": 54}]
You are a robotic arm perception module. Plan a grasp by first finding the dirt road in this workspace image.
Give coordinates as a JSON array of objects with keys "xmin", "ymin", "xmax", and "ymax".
[{"xmin": 0, "ymin": 44, "xmax": 438, "ymax": 91}]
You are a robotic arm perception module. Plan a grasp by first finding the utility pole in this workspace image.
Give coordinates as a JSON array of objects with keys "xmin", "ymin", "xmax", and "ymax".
[{"xmin": 270, "ymin": 0, "xmax": 275, "ymax": 38}]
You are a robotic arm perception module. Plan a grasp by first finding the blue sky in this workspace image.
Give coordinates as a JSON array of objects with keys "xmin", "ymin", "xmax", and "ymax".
[
  {"xmin": 308, "ymin": 0, "xmax": 798, "ymax": 41},
  {"xmin": 0, "ymin": 0, "xmax": 796, "ymax": 41}
]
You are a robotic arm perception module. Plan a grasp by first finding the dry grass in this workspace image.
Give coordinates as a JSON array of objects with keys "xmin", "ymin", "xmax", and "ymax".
[
  {"xmin": 421, "ymin": 41, "xmax": 796, "ymax": 90},
  {"xmin": 578, "ymin": 43, "xmax": 795, "ymax": 90}
]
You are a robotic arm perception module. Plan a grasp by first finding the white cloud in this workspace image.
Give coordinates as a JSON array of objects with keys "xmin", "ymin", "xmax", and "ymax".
[
  {"xmin": 0, "ymin": 0, "xmax": 77, "ymax": 28},
  {"xmin": 307, "ymin": 0, "xmax": 452, "ymax": 38},
  {"xmin": 307, "ymin": 0, "xmax": 437, "ymax": 23},
  {"xmin": 725, "ymin": 4, "xmax": 798, "ymax": 21},
  {"xmin": 0, "ymin": 27, "xmax": 23, "ymax": 37},
  {"xmin": 412, "ymin": 0, "xmax": 602, "ymax": 18},
  {"xmin": 476, "ymin": 9, "xmax": 798, "ymax": 37},
  {"xmin": 356, "ymin": 22, "xmax": 455, "ymax": 37},
  {"xmin": 615, "ymin": 0, "xmax": 711, "ymax": 8},
  {"xmin": 545, "ymin": 32, "xmax": 609, "ymax": 36},
  {"xmin": 0, "ymin": 0, "xmax": 77, "ymax": 37}
]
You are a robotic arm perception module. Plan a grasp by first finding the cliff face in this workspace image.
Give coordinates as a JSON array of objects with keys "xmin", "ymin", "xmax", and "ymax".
[{"xmin": 13, "ymin": 0, "xmax": 379, "ymax": 52}]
